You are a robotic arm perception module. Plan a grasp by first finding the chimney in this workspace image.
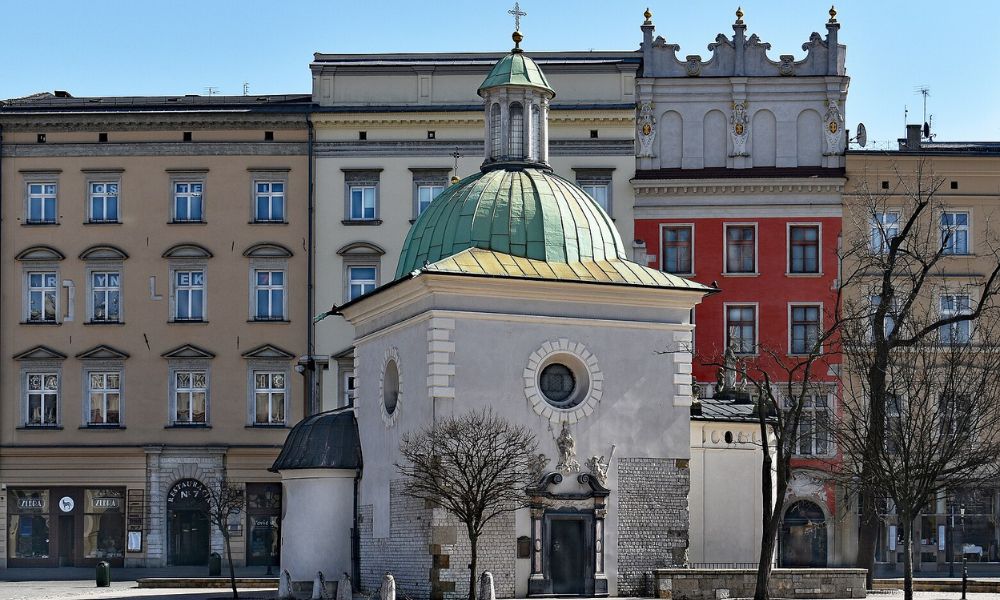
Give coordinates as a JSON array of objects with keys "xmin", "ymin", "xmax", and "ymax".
[{"xmin": 900, "ymin": 124, "xmax": 922, "ymax": 151}]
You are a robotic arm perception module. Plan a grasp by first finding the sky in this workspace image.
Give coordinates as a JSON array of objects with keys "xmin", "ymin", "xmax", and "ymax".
[{"xmin": 3, "ymin": 0, "xmax": 998, "ymax": 145}]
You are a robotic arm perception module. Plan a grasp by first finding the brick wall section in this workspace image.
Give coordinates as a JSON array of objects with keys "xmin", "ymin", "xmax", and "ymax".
[
  {"xmin": 617, "ymin": 457, "xmax": 690, "ymax": 595},
  {"xmin": 433, "ymin": 508, "xmax": 516, "ymax": 600},
  {"xmin": 358, "ymin": 480, "xmax": 433, "ymax": 598}
]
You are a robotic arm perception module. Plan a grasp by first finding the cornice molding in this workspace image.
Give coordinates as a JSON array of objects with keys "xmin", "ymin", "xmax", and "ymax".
[
  {"xmin": 0, "ymin": 112, "xmax": 309, "ymax": 132},
  {"xmin": 310, "ymin": 109, "xmax": 632, "ymax": 129},
  {"xmin": 314, "ymin": 139, "xmax": 633, "ymax": 158},
  {"xmin": 632, "ymin": 177, "xmax": 845, "ymax": 196},
  {"xmin": 3, "ymin": 142, "xmax": 308, "ymax": 158}
]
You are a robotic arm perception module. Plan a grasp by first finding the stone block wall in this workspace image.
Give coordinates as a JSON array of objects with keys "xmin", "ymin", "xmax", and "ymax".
[
  {"xmin": 617, "ymin": 457, "xmax": 690, "ymax": 595},
  {"xmin": 654, "ymin": 568, "xmax": 867, "ymax": 600},
  {"xmin": 433, "ymin": 508, "xmax": 515, "ymax": 599}
]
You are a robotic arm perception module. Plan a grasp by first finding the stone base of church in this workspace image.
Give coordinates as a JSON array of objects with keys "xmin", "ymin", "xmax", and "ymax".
[{"xmin": 652, "ymin": 568, "xmax": 867, "ymax": 599}]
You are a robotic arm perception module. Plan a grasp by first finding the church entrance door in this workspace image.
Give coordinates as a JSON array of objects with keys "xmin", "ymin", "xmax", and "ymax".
[{"xmin": 549, "ymin": 518, "xmax": 586, "ymax": 595}]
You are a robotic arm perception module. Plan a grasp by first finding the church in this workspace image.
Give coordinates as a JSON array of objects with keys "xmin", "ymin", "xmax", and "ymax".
[{"xmin": 272, "ymin": 21, "xmax": 771, "ymax": 599}]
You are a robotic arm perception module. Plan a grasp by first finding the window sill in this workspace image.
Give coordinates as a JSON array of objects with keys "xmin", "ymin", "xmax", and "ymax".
[
  {"xmin": 249, "ymin": 220, "xmax": 288, "ymax": 225},
  {"xmin": 85, "ymin": 320, "xmax": 124, "ymax": 326},
  {"xmin": 17, "ymin": 425, "xmax": 63, "ymax": 430},
  {"xmin": 80, "ymin": 425, "xmax": 125, "ymax": 430},
  {"xmin": 167, "ymin": 220, "xmax": 207, "ymax": 225},
  {"xmin": 84, "ymin": 221, "xmax": 122, "ymax": 225},
  {"xmin": 665, "ymin": 271, "xmax": 695, "ymax": 278},
  {"xmin": 165, "ymin": 424, "xmax": 212, "ymax": 429},
  {"xmin": 723, "ymin": 272, "xmax": 760, "ymax": 277},
  {"xmin": 942, "ymin": 253, "xmax": 975, "ymax": 259},
  {"xmin": 22, "ymin": 221, "xmax": 60, "ymax": 226},
  {"xmin": 169, "ymin": 319, "xmax": 208, "ymax": 324},
  {"xmin": 248, "ymin": 319, "xmax": 290, "ymax": 324},
  {"xmin": 342, "ymin": 219, "xmax": 383, "ymax": 226},
  {"xmin": 20, "ymin": 321, "xmax": 60, "ymax": 326},
  {"xmin": 785, "ymin": 272, "xmax": 824, "ymax": 277},
  {"xmin": 246, "ymin": 424, "xmax": 289, "ymax": 429}
]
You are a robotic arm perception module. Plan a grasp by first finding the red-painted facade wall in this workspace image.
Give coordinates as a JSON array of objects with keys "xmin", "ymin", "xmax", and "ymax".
[{"xmin": 636, "ymin": 216, "xmax": 842, "ymax": 383}]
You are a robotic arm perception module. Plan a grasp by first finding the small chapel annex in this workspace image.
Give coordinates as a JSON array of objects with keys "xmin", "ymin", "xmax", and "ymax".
[{"xmin": 273, "ymin": 28, "xmax": 717, "ymax": 599}]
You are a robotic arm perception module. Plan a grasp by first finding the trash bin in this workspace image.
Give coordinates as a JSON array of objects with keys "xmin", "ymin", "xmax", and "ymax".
[
  {"xmin": 209, "ymin": 552, "xmax": 222, "ymax": 576},
  {"xmin": 96, "ymin": 561, "xmax": 111, "ymax": 587}
]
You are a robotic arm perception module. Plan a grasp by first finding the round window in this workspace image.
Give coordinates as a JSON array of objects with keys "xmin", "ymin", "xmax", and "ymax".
[
  {"xmin": 539, "ymin": 363, "xmax": 578, "ymax": 407},
  {"xmin": 383, "ymin": 360, "xmax": 399, "ymax": 415}
]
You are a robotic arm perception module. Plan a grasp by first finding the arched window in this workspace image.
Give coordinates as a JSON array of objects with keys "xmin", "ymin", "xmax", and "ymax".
[
  {"xmin": 530, "ymin": 104, "xmax": 541, "ymax": 160},
  {"xmin": 489, "ymin": 103, "xmax": 502, "ymax": 160},
  {"xmin": 508, "ymin": 102, "xmax": 524, "ymax": 158}
]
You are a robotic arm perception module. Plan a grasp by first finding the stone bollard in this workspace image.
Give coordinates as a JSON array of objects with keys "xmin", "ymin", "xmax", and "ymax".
[
  {"xmin": 479, "ymin": 571, "xmax": 496, "ymax": 600},
  {"xmin": 312, "ymin": 571, "xmax": 329, "ymax": 600},
  {"xmin": 380, "ymin": 573, "xmax": 396, "ymax": 600},
  {"xmin": 278, "ymin": 569, "xmax": 292, "ymax": 600},
  {"xmin": 336, "ymin": 573, "xmax": 352, "ymax": 600}
]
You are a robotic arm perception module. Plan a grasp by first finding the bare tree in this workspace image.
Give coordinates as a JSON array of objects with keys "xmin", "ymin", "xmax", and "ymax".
[
  {"xmin": 206, "ymin": 476, "xmax": 245, "ymax": 600},
  {"xmin": 397, "ymin": 408, "xmax": 539, "ymax": 600},
  {"xmin": 842, "ymin": 159, "xmax": 1000, "ymax": 588}
]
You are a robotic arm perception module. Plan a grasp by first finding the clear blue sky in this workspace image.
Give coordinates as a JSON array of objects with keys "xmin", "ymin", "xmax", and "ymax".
[{"xmin": 4, "ymin": 1, "xmax": 998, "ymax": 144}]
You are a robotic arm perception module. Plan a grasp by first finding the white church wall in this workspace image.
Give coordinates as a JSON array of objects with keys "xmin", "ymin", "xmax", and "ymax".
[{"xmin": 279, "ymin": 469, "xmax": 356, "ymax": 584}]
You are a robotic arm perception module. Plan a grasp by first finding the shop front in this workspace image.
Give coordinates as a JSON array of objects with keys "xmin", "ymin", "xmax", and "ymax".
[
  {"xmin": 246, "ymin": 483, "xmax": 281, "ymax": 567},
  {"xmin": 7, "ymin": 487, "xmax": 126, "ymax": 568}
]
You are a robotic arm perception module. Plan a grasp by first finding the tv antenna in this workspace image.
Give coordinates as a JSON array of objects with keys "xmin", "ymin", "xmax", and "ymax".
[
  {"xmin": 914, "ymin": 86, "xmax": 932, "ymax": 138},
  {"xmin": 204, "ymin": 86, "xmax": 219, "ymax": 97},
  {"xmin": 242, "ymin": 82, "xmax": 249, "ymax": 96},
  {"xmin": 850, "ymin": 122, "xmax": 867, "ymax": 148}
]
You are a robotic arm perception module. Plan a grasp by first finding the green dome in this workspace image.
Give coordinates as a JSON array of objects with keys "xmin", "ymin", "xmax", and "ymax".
[
  {"xmin": 395, "ymin": 167, "xmax": 627, "ymax": 279},
  {"xmin": 478, "ymin": 51, "xmax": 555, "ymax": 97}
]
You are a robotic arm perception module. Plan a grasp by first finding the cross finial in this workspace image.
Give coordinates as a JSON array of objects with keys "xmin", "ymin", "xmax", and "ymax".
[{"xmin": 508, "ymin": 2, "xmax": 527, "ymax": 32}]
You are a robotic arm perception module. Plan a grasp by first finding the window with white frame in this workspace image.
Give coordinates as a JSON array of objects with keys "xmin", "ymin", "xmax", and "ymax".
[
  {"xmin": 27, "ymin": 272, "xmax": 58, "ymax": 323},
  {"xmin": 25, "ymin": 372, "xmax": 59, "ymax": 426},
  {"xmin": 343, "ymin": 371, "xmax": 356, "ymax": 407},
  {"xmin": 172, "ymin": 182, "xmax": 204, "ymax": 222},
  {"xmin": 786, "ymin": 391, "xmax": 832, "ymax": 456},
  {"xmin": 87, "ymin": 371, "xmax": 121, "ymax": 426},
  {"xmin": 253, "ymin": 270, "xmax": 285, "ymax": 320},
  {"xmin": 90, "ymin": 271, "xmax": 121, "ymax": 323},
  {"xmin": 88, "ymin": 182, "xmax": 120, "ymax": 223},
  {"xmin": 27, "ymin": 183, "xmax": 57, "ymax": 224},
  {"xmin": 938, "ymin": 393, "xmax": 969, "ymax": 437},
  {"xmin": 789, "ymin": 225, "xmax": 820, "ymax": 273},
  {"xmin": 253, "ymin": 371, "xmax": 286, "ymax": 425},
  {"xmin": 581, "ymin": 183, "xmax": 610, "ymax": 213},
  {"xmin": 173, "ymin": 270, "xmax": 205, "ymax": 321},
  {"xmin": 940, "ymin": 211, "xmax": 970, "ymax": 255},
  {"xmin": 790, "ymin": 305, "xmax": 822, "ymax": 355},
  {"xmin": 869, "ymin": 294, "xmax": 897, "ymax": 340},
  {"xmin": 662, "ymin": 225, "xmax": 693, "ymax": 275},
  {"xmin": 173, "ymin": 370, "xmax": 207, "ymax": 424},
  {"xmin": 417, "ymin": 184, "xmax": 444, "ymax": 216},
  {"xmin": 885, "ymin": 393, "xmax": 904, "ymax": 453},
  {"xmin": 254, "ymin": 181, "xmax": 285, "ymax": 222},
  {"xmin": 725, "ymin": 305, "xmax": 757, "ymax": 354},
  {"xmin": 725, "ymin": 225, "xmax": 756, "ymax": 273},
  {"xmin": 870, "ymin": 211, "xmax": 900, "ymax": 253},
  {"xmin": 348, "ymin": 185, "xmax": 377, "ymax": 220},
  {"xmin": 347, "ymin": 266, "xmax": 377, "ymax": 301},
  {"xmin": 939, "ymin": 294, "xmax": 972, "ymax": 344}
]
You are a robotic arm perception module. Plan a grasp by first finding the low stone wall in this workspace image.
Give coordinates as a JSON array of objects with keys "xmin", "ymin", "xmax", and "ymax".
[{"xmin": 654, "ymin": 568, "xmax": 867, "ymax": 599}]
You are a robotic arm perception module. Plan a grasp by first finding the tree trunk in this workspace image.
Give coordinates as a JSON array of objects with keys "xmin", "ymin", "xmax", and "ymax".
[
  {"xmin": 754, "ymin": 512, "xmax": 780, "ymax": 600},
  {"xmin": 468, "ymin": 530, "xmax": 478, "ymax": 600},
  {"xmin": 900, "ymin": 514, "xmax": 913, "ymax": 600},
  {"xmin": 754, "ymin": 410, "xmax": 776, "ymax": 600},
  {"xmin": 856, "ymin": 489, "xmax": 878, "ymax": 589},
  {"xmin": 225, "ymin": 532, "xmax": 239, "ymax": 600},
  {"xmin": 857, "ymin": 360, "xmax": 889, "ymax": 590}
]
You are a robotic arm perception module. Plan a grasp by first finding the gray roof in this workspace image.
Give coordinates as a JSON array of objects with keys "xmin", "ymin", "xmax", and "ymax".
[
  {"xmin": 1, "ymin": 92, "xmax": 312, "ymax": 113},
  {"xmin": 692, "ymin": 396, "xmax": 773, "ymax": 423},
  {"xmin": 270, "ymin": 408, "xmax": 362, "ymax": 472}
]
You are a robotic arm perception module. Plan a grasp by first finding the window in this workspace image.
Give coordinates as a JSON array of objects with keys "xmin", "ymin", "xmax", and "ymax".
[
  {"xmin": 253, "ymin": 371, "xmax": 286, "ymax": 425},
  {"xmin": 88, "ymin": 182, "xmax": 119, "ymax": 223},
  {"xmin": 885, "ymin": 393, "xmax": 904, "ymax": 453},
  {"xmin": 254, "ymin": 181, "xmax": 285, "ymax": 222},
  {"xmin": 725, "ymin": 225, "xmax": 756, "ymax": 273},
  {"xmin": 530, "ymin": 104, "xmax": 541, "ymax": 160},
  {"xmin": 417, "ymin": 184, "xmax": 444, "ymax": 216},
  {"xmin": 490, "ymin": 103, "xmax": 501, "ymax": 159},
  {"xmin": 27, "ymin": 272, "xmax": 58, "ymax": 323},
  {"xmin": 173, "ymin": 182, "xmax": 204, "ymax": 222},
  {"xmin": 726, "ymin": 305, "xmax": 757, "ymax": 354},
  {"xmin": 869, "ymin": 295, "xmax": 897, "ymax": 340},
  {"xmin": 349, "ymin": 185, "xmax": 376, "ymax": 220},
  {"xmin": 173, "ymin": 371, "xmax": 207, "ymax": 424},
  {"xmin": 348, "ymin": 266, "xmax": 377, "ymax": 301},
  {"xmin": 789, "ymin": 225, "xmax": 820, "ymax": 273},
  {"xmin": 87, "ymin": 372, "xmax": 121, "ymax": 426},
  {"xmin": 25, "ymin": 373, "xmax": 59, "ymax": 426},
  {"xmin": 581, "ymin": 184, "xmax": 609, "ymax": 212},
  {"xmin": 253, "ymin": 270, "xmax": 285, "ymax": 320},
  {"xmin": 790, "ymin": 305, "xmax": 822, "ymax": 354},
  {"xmin": 939, "ymin": 393, "xmax": 969, "ymax": 437},
  {"xmin": 173, "ymin": 270, "xmax": 205, "ymax": 321},
  {"xmin": 343, "ymin": 371, "xmax": 356, "ymax": 407},
  {"xmin": 508, "ymin": 102, "xmax": 523, "ymax": 158},
  {"xmin": 870, "ymin": 211, "xmax": 900, "ymax": 253},
  {"xmin": 939, "ymin": 294, "xmax": 972, "ymax": 344},
  {"xmin": 662, "ymin": 225, "xmax": 693, "ymax": 275},
  {"xmin": 786, "ymin": 392, "xmax": 832, "ymax": 456},
  {"xmin": 27, "ymin": 183, "xmax": 57, "ymax": 224},
  {"xmin": 90, "ymin": 271, "xmax": 121, "ymax": 323},
  {"xmin": 940, "ymin": 211, "xmax": 970, "ymax": 255}
]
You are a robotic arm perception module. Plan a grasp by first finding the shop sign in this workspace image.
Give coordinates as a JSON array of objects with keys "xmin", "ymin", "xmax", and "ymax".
[
  {"xmin": 93, "ymin": 498, "xmax": 121, "ymax": 509},
  {"xmin": 58, "ymin": 497, "xmax": 75, "ymax": 512},
  {"xmin": 17, "ymin": 498, "xmax": 44, "ymax": 510},
  {"xmin": 166, "ymin": 479, "xmax": 209, "ymax": 506},
  {"xmin": 254, "ymin": 518, "xmax": 274, "ymax": 528}
]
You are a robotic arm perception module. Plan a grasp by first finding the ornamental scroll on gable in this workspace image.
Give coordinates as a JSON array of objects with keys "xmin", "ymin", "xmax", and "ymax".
[
  {"xmin": 636, "ymin": 102, "xmax": 656, "ymax": 157},
  {"xmin": 640, "ymin": 10, "xmax": 845, "ymax": 78}
]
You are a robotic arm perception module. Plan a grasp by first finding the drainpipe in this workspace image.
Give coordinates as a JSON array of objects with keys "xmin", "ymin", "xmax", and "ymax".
[
  {"xmin": 0, "ymin": 120, "xmax": 4, "ymax": 438},
  {"xmin": 306, "ymin": 115, "xmax": 317, "ymax": 416}
]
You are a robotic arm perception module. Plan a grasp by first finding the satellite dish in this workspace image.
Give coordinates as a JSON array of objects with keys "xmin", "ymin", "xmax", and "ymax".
[
  {"xmin": 923, "ymin": 121, "xmax": 931, "ymax": 139},
  {"xmin": 856, "ymin": 122, "xmax": 867, "ymax": 148}
]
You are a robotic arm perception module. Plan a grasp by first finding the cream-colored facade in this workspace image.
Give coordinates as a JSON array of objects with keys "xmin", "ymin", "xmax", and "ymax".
[
  {"xmin": 0, "ymin": 96, "xmax": 310, "ymax": 568},
  {"xmin": 309, "ymin": 51, "xmax": 642, "ymax": 410},
  {"xmin": 844, "ymin": 131, "xmax": 1000, "ymax": 573}
]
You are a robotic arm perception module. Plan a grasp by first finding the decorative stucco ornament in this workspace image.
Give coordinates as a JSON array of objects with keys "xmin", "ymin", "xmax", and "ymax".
[
  {"xmin": 586, "ymin": 455, "xmax": 609, "ymax": 486},
  {"xmin": 778, "ymin": 55, "xmax": 795, "ymax": 76},
  {"xmin": 684, "ymin": 56, "xmax": 702, "ymax": 77},
  {"xmin": 787, "ymin": 471, "xmax": 825, "ymax": 499},
  {"xmin": 528, "ymin": 453, "xmax": 550, "ymax": 480},
  {"xmin": 637, "ymin": 101, "xmax": 656, "ymax": 157},
  {"xmin": 729, "ymin": 101, "xmax": 750, "ymax": 156},
  {"xmin": 555, "ymin": 421, "xmax": 580, "ymax": 473},
  {"xmin": 823, "ymin": 98, "xmax": 845, "ymax": 155}
]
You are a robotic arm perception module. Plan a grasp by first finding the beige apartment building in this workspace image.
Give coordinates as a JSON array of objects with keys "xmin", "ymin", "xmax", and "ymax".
[
  {"xmin": 309, "ymin": 50, "xmax": 643, "ymax": 410},
  {"xmin": 844, "ymin": 125, "xmax": 1000, "ymax": 574},
  {"xmin": 0, "ymin": 94, "xmax": 311, "ymax": 569}
]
